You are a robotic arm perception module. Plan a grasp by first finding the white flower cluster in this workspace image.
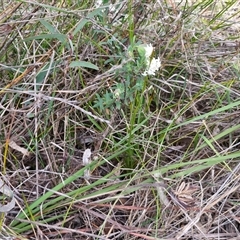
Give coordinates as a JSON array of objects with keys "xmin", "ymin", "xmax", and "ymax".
[
  {"xmin": 94, "ymin": 0, "xmax": 116, "ymax": 11},
  {"xmin": 142, "ymin": 44, "xmax": 161, "ymax": 76},
  {"xmin": 94, "ymin": 0, "xmax": 103, "ymax": 8}
]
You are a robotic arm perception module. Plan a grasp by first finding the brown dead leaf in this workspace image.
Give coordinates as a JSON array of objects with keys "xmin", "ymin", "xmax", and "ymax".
[
  {"xmin": 9, "ymin": 140, "xmax": 30, "ymax": 157},
  {"xmin": 172, "ymin": 182, "xmax": 199, "ymax": 209}
]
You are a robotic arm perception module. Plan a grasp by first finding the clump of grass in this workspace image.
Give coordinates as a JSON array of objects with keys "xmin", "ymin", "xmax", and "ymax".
[{"xmin": 0, "ymin": 0, "xmax": 240, "ymax": 239}]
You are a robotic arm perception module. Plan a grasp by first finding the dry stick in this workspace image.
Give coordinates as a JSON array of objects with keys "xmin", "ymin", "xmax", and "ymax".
[
  {"xmin": 1, "ymin": 0, "xmax": 55, "ymax": 80},
  {"xmin": 6, "ymin": 216, "xmax": 107, "ymax": 240},
  {"xmin": 0, "ymin": 3, "xmax": 23, "ymax": 52},
  {"xmin": 0, "ymin": 0, "xmax": 59, "ymax": 95},
  {"xmin": 176, "ymin": 184, "xmax": 240, "ymax": 239},
  {"xmin": 0, "ymin": 2, "xmax": 22, "ymax": 22},
  {"xmin": 0, "ymin": 48, "xmax": 53, "ymax": 96},
  {"xmin": 2, "ymin": 90, "xmax": 112, "ymax": 127},
  {"xmin": 0, "ymin": 1, "xmax": 47, "ymax": 56}
]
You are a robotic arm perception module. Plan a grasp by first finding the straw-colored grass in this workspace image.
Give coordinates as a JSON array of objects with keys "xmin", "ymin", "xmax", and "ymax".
[{"xmin": 0, "ymin": 0, "xmax": 240, "ymax": 239}]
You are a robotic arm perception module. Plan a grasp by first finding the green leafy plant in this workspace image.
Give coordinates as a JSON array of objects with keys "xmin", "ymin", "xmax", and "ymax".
[
  {"xmin": 1, "ymin": 0, "xmax": 240, "ymax": 239},
  {"xmin": 93, "ymin": 40, "xmax": 160, "ymax": 111}
]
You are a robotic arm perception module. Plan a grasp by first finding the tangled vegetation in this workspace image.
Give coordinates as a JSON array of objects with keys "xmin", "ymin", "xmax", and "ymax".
[{"xmin": 0, "ymin": 0, "xmax": 240, "ymax": 239}]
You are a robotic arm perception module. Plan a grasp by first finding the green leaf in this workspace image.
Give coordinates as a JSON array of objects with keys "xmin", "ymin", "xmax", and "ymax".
[
  {"xmin": 10, "ymin": 159, "xmax": 104, "ymax": 229},
  {"xmin": 73, "ymin": 8, "xmax": 102, "ymax": 36},
  {"xmin": 40, "ymin": 19, "xmax": 59, "ymax": 34},
  {"xmin": 24, "ymin": 34, "xmax": 67, "ymax": 43},
  {"xmin": 36, "ymin": 60, "xmax": 61, "ymax": 89},
  {"xmin": 69, "ymin": 61, "xmax": 99, "ymax": 70},
  {"xmin": 87, "ymin": 8, "xmax": 103, "ymax": 18},
  {"xmin": 137, "ymin": 44, "xmax": 146, "ymax": 58}
]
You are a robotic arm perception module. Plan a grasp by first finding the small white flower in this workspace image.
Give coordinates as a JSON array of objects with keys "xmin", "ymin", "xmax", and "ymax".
[
  {"xmin": 141, "ymin": 44, "xmax": 161, "ymax": 76},
  {"xmin": 109, "ymin": 4, "xmax": 116, "ymax": 12},
  {"xmin": 82, "ymin": 148, "xmax": 91, "ymax": 166},
  {"xmin": 95, "ymin": 0, "xmax": 103, "ymax": 8},
  {"xmin": 84, "ymin": 169, "xmax": 91, "ymax": 180},
  {"xmin": 143, "ymin": 44, "xmax": 154, "ymax": 59},
  {"xmin": 114, "ymin": 88, "xmax": 123, "ymax": 99},
  {"xmin": 114, "ymin": 89, "xmax": 120, "ymax": 98},
  {"xmin": 83, "ymin": 148, "xmax": 92, "ymax": 179},
  {"xmin": 143, "ymin": 57, "xmax": 161, "ymax": 76}
]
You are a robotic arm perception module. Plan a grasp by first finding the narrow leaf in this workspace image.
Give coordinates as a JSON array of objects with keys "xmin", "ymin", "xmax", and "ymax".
[
  {"xmin": 73, "ymin": 8, "xmax": 102, "ymax": 36},
  {"xmin": 69, "ymin": 61, "xmax": 99, "ymax": 70},
  {"xmin": 24, "ymin": 34, "xmax": 67, "ymax": 43},
  {"xmin": 40, "ymin": 19, "xmax": 59, "ymax": 34}
]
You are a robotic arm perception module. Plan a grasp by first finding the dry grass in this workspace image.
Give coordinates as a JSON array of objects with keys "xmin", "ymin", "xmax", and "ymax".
[{"xmin": 0, "ymin": 0, "xmax": 240, "ymax": 239}]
